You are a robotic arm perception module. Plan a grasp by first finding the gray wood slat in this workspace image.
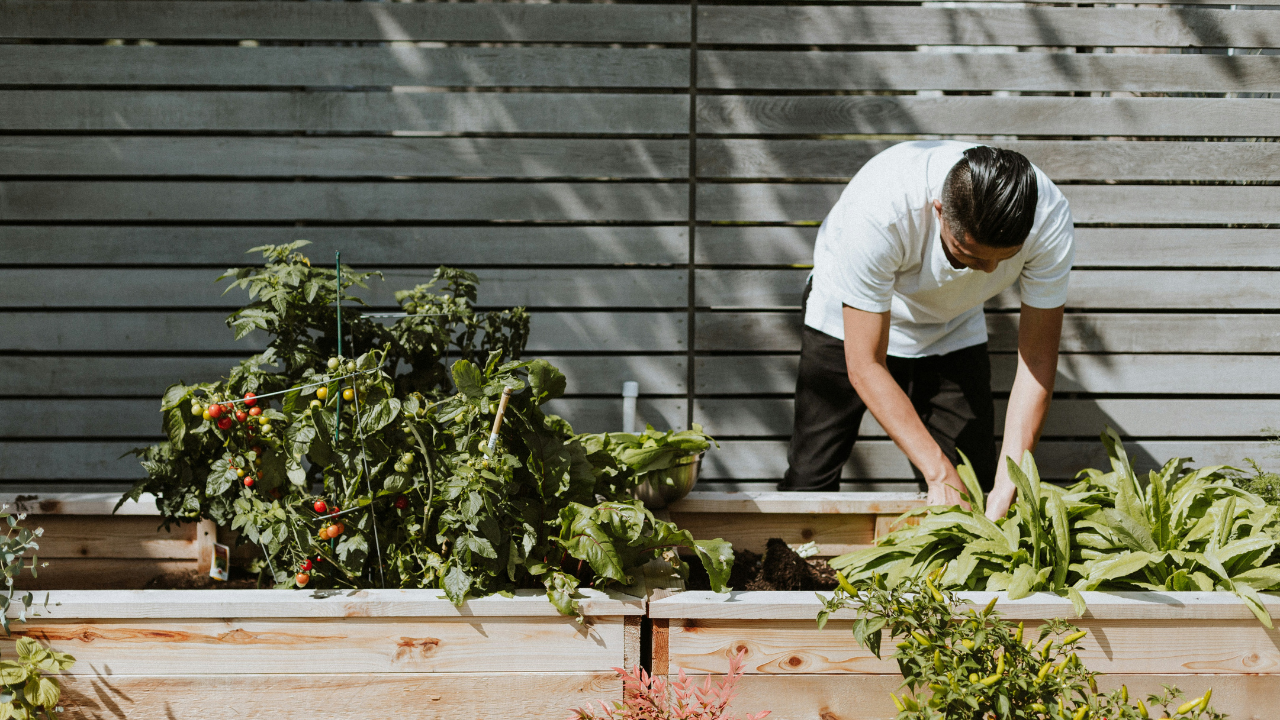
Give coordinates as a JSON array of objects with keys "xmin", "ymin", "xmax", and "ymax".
[
  {"xmin": 694, "ymin": 312, "xmax": 1280, "ymax": 353},
  {"xmin": 2, "ymin": 226, "xmax": 688, "ymax": 267},
  {"xmin": 2, "ymin": 2, "xmax": 690, "ymax": 43},
  {"xmin": 696, "ymin": 183, "xmax": 1280, "ymax": 224},
  {"xmin": 698, "ymin": 7, "xmax": 1280, "ymax": 48},
  {"xmin": 0, "ymin": 397, "xmax": 686, "ymax": 439},
  {"xmin": 695, "ymin": 227, "xmax": 1280, "ymax": 269},
  {"xmin": 0, "ymin": 268, "xmax": 688, "ymax": 309},
  {"xmin": 1, "ymin": 310, "xmax": 687, "ymax": 353},
  {"xmin": 699, "ymin": 140, "xmax": 1280, "ymax": 182},
  {"xmin": 699, "ymin": 440, "xmax": 1273, "ymax": 481},
  {"xmin": 0, "ymin": 355, "xmax": 687, "ymax": 397},
  {"xmin": 697, "ymin": 95, "xmax": 1280, "ymax": 138},
  {"xmin": 696, "ymin": 354, "xmax": 1280, "ymax": 396},
  {"xmin": 0, "ymin": 91, "xmax": 689, "ymax": 133},
  {"xmin": 9, "ymin": 438, "xmax": 1264, "ymax": 482},
  {"xmin": 695, "ymin": 269, "xmax": 1280, "ymax": 310},
  {"xmin": 699, "ymin": 51, "xmax": 1280, "ymax": 93},
  {"xmin": 729, "ymin": 0, "xmax": 1280, "ymax": 6},
  {"xmin": 4, "ymin": 46, "xmax": 688, "ymax": 88},
  {"xmin": 2, "ymin": 137, "xmax": 689, "ymax": 179},
  {"xmin": 0, "ymin": 182, "xmax": 688, "ymax": 222},
  {"xmin": 692, "ymin": 398, "xmax": 1279, "ymax": 438}
]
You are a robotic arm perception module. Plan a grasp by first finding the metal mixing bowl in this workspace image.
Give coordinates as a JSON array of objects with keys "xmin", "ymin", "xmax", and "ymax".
[{"xmin": 633, "ymin": 452, "xmax": 703, "ymax": 510}]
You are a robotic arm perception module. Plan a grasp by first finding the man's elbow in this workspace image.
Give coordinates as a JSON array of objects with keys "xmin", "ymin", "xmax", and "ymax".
[{"xmin": 845, "ymin": 359, "xmax": 880, "ymax": 392}]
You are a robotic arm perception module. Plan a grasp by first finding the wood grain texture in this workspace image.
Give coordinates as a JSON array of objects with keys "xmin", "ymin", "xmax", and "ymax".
[
  {"xmin": 698, "ymin": 7, "xmax": 1280, "ymax": 47},
  {"xmin": 695, "ymin": 268, "xmax": 1280, "ymax": 310},
  {"xmin": 15, "ymin": 559, "xmax": 197, "ymax": 592},
  {"xmin": 0, "ymin": 182, "xmax": 688, "ymax": 222},
  {"xmin": 666, "ymin": 512, "xmax": 875, "ymax": 556},
  {"xmin": 24, "ymin": 515, "xmax": 196, "ymax": 560},
  {"xmin": 2, "ymin": 136, "xmax": 688, "ymax": 179},
  {"xmin": 4, "ymin": 46, "xmax": 688, "ymax": 88},
  {"xmin": 60, "ymin": 672, "xmax": 622, "ymax": 720},
  {"xmin": 3, "ymin": 1, "xmax": 689, "ymax": 43},
  {"xmin": 669, "ymin": 492, "xmax": 922, "ymax": 516},
  {"xmin": 699, "ymin": 139, "xmax": 1280, "ymax": 182},
  {"xmin": 3, "ymin": 225, "xmax": 690, "ymax": 266},
  {"xmin": 0, "ymin": 268, "xmax": 688, "ymax": 308},
  {"xmin": 696, "ymin": 183, "xmax": 1280, "ymax": 224},
  {"xmin": 699, "ymin": 51, "xmax": 1280, "ymax": 92},
  {"xmin": 695, "ymin": 226, "xmax": 1280, "ymax": 268},
  {"xmin": 696, "ymin": 353, "xmax": 1280, "ymax": 395},
  {"xmin": 0, "ymin": 311, "xmax": 687, "ymax": 353},
  {"xmin": 697, "ymin": 95, "xmax": 1280, "ymax": 137},
  {"xmin": 695, "ymin": 312, "xmax": 1280, "ymax": 354},
  {"xmin": 0, "ymin": 90, "xmax": 689, "ymax": 133}
]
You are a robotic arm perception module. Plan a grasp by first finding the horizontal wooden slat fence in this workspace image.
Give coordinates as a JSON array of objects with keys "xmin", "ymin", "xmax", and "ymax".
[{"xmin": 1, "ymin": 0, "xmax": 1276, "ymax": 493}]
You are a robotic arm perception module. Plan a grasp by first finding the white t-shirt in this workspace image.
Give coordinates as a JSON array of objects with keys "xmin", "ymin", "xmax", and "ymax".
[{"xmin": 805, "ymin": 141, "xmax": 1074, "ymax": 358}]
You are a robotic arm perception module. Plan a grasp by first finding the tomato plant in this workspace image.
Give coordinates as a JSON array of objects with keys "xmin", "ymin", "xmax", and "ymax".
[{"xmin": 124, "ymin": 242, "xmax": 731, "ymax": 613}]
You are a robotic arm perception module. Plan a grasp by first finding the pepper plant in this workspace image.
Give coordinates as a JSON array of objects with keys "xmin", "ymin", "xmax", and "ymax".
[
  {"xmin": 819, "ymin": 571, "xmax": 1223, "ymax": 720},
  {"xmin": 124, "ymin": 242, "xmax": 732, "ymax": 612},
  {"xmin": 832, "ymin": 427, "xmax": 1280, "ymax": 625}
]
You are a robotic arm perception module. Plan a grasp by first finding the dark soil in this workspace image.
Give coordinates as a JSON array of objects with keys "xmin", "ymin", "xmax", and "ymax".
[
  {"xmin": 685, "ymin": 538, "xmax": 839, "ymax": 591},
  {"xmin": 144, "ymin": 569, "xmax": 259, "ymax": 590}
]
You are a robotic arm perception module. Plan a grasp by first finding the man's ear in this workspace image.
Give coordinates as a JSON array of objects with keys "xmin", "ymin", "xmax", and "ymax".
[{"xmin": 932, "ymin": 199, "xmax": 943, "ymax": 216}]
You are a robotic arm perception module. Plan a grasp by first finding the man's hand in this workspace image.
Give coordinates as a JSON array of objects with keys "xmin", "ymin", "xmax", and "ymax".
[
  {"xmin": 985, "ymin": 303, "xmax": 1064, "ymax": 521},
  {"xmin": 842, "ymin": 306, "xmax": 969, "ymax": 509}
]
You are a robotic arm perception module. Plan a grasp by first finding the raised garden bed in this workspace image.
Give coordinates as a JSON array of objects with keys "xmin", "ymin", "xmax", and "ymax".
[
  {"xmin": 17, "ymin": 588, "xmax": 642, "ymax": 719},
  {"xmin": 649, "ymin": 590, "xmax": 1278, "ymax": 720}
]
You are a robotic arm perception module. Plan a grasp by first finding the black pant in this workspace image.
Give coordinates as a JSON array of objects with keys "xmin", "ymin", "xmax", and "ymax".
[{"xmin": 781, "ymin": 289, "xmax": 997, "ymax": 492}]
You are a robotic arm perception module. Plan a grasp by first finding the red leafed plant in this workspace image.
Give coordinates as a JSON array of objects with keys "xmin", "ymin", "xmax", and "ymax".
[{"xmin": 568, "ymin": 650, "xmax": 770, "ymax": 720}]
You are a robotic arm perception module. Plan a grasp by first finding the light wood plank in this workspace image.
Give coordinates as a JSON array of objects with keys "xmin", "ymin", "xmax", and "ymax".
[
  {"xmin": 695, "ymin": 268, "xmax": 1280, "ymax": 310},
  {"xmin": 0, "ymin": 90, "xmax": 688, "ymax": 133},
  {"xmin": 0, "ymin": 268, "xmax": 688, "ymax": 308},
  {"xmin": 699, "ymin": 7, "xmax": 1280, "ymax": 47},
  {"xmin": 15, "ymin": 559, "xmax": 198, "ymax": 592},
  {"xmin": 2, "ymin": 136, "xmax": 688, "ymax": 179},
  {"xmin": 695, "ymin": 226, "xmax": 1280, "ymax": 268},
  {"xmin": 0, "ymin": 182, "xmax": 688, "ymax": 222},
  {"xmin": 59, "ymin": 672, "xmax": 622, "ymax": 720},
  {"xmin": 3, "ymin": 225, "xmax": 689, "ymax": 266},
  {"xmin": 696, "ymin": 183, "xmax": 1280, "ymax": 224},
  {"xmin": 0, "ymin": 311, "xmax": 686, "ymax": 353},
  {"xmin": 18, "ymin": 617, "xmax": 625, "ymax": 674},
  {"xmin": 721, "ymin": 674, "xmax": 1274, "ymax": 720},
  {"xmin": 1, "ymin": 492, "xmax": 160, "ymax": 516},
  {"xmin": 670, "ymin": 492, "xmax": 922, "ymax": 516},
  {"xmin": 698, "ymin": 95, "xmax": 1280, "ymax": 137},
  {"xmin": 692, "ymin": 398, "xmax": 1280, "ymax": 438},
  {"xmin": 666, "ymin": 511, "xmax": 875, "ymax": 557},
  {"xmin": 0, "ymin": 355, "xmax": 687, "ymax": 396},
  {"xmin": 696, "ymin": 354, "xmax": 1280, "ymax": 395},
  {"xmin": 699, "ymin": 140, "xmax": 1280, "ymax": 182},
  {"xmin": 2, "ymin": 1, "xmax": 688, "ymax": 43},
  {"xmin": 699, "ymin": 51, "xmax": 1280, "ymax": 93},
  {"xmin": 0, "ymin": 397, "xmax": 686, "ymax": 438},
  {"xmin": 4, "ymin": 46, "xmax": 688, "ymax": 88},
  {"xmin": 699, "ymin": 439, "xmax": 1273, "ymax": 481},
  {"xmin": 27, "ymin": 515, "xmax": 197, "ymax": 560},
  {"xmin": 12, "ymin": 588, "xmax": 642, "ymax": 620},
  {"xmin": 695, "ymin": 312, "xmax": 1280, "ymax": 354}
]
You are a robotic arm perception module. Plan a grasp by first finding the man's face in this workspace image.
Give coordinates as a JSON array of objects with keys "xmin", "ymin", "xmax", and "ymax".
[{"xmin": 932, "ymin": 199, "xmax": 1021, "ymax": 274}]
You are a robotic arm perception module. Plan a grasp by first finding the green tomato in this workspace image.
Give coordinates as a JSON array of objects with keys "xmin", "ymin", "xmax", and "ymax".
[
  {"xmin": 346, "ymin": 361, "xmax": 357, "ymax": 373},
  {"xmin": 327, "ymin": 357, "xmax": 340, "ymax": 371}
]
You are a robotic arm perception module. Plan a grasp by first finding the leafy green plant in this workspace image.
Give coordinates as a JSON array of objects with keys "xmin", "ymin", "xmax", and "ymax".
[
  {"xmin": 124, "ymin": 243, "xmax": 732, "ymax": 612},
  {"xmin": 577, "ymin": 424, "xmax": 717, "ymax": 493},
  {"xmin": 1226, "ymin": 459, "xmax": 1280, "ymax": 506},
  {"xmin": 0, "ymin": 511, "xmax": 42, "ymax": 634},
  {"xmin": 819, "ymin": 571, "xmax": 1223, "ymax": 720},
  {"xmin": 832, "ymin": 427, "xmax": 1280, "ymax": 625},
  {"xmin": 567, "ymin": 650, "xmax": 769, "ymax": 720},
  {"xmin": 0, "ymin": 637, "xmax": 76, "ymax": 720}
]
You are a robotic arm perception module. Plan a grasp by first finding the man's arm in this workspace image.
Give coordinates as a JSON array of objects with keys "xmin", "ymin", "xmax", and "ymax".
[
  {"xmin": 842, "ymin": 305, "xmax": 967, "ymax": 507},
  {"xmin": 985, "ymin": 303, "xmax": 1064, "ymax": 520}
]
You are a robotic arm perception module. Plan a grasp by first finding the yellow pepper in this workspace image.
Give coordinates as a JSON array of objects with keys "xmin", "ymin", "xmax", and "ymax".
[
  {"xmin": 1035, "ymin": 661, "xmax": 1053, "ymax": 683},
  {"xmin": 982, "ymin": 596, "xmax": 998, "ymax": 615},
  {"xmin": 890, "ymin": 693, "xmax": 904, "ymax": 712},
  {"xmin": 1136, "ymin": 699, "xmax": 1149, "ymax": 718},
  {"xmin": 1030, "ymin": 703, "xmax": 1047, "ymax": 712},
  {"xmin": 1014, "ymin": 621, "xmax": 1024, "ymax": 643},
  {"xmin": 933, "ymin": 649, "xmax": 943, "ymax": 673},
  {"xmin": 1073, "ymin": 705, "xmax": 1090, "ymax": 720},
  {"xmin": 836, "ymin": 571, "xmax": 858, "ymax": 596},
  {"xmin": 1062, "ymin": 630, "xmax": 1088, "ymax": 645},
  {"xmin": 925, "ymin": 576, "xmax": 946, "ymax": 603},
  {"xmin": 911, "ymin": 631, "xmax": 932, "ymax": 647}
]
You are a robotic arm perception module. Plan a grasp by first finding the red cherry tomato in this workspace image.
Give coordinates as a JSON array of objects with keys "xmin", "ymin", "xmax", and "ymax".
[
  {"xmin": 244, "ymin": 477, "xmax": 255, "ymax": 488},
  {"xmin": 300, "ymin": 559, "xmax": 313, "ymax": 571},
  {"xmin": 314, "ymin": 500, "xmax": 328, "ymax": 514},
  {"xmin": 235, "ymin": 411, "xmax": 248, "ymax": 423},
  {"xmin": 244, "ymin": 392, "xmax": 257, "ymax": 407},
  {"xmin": 207, "ymin": 403, "xmax": 224, "ymax": 419},
  {"xmin": 328, "ymin": 523, "xmax": 344, "ymax": 538},
  {"xmin": 217, "ymin": 417, "xmax": 234, "ymax": 430},
  {"xmin": 314, "ymin": 556, "xmax": 324, "ymax": 564},
  {"xmin": 248, "ymin": 406, "xmax": 262, "ymax": 417},
  {"xmin": 394, "ymin": 496, "xmax": 408, "ymax": 510},
  {"xmin": 252, "ymin": 445, "xmax": 263, "ymax": 455},
  {"xmin": 296, "ymin": 573, "xmax": 310, "ymax": 588}
]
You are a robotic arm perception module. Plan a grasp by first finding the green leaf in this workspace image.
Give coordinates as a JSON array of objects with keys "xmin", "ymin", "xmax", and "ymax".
[
  {"xmin": 955, "ymin": 449, "xmax": 984, "ymax": 515},
  {"xmin": 451, "ymin": 360, "xmax": 485, "ymax": 399},
  {"xmin": 443, "ymin": 565, "xmax": 471, "ymax": 604},
  {"xmin": 0, "ymin": 663, "xmax": 25, "ymax": 685},
  {"xmin": 691, "ymin": 538, "xmax": 734, "ymax": 592},
  {"xmin": 526, "ymin": 360, "xmax": 567, "ymax": 404},
  {"xmin": 360, "ymin": 398, "xmax": 401, "ymax": 435}
]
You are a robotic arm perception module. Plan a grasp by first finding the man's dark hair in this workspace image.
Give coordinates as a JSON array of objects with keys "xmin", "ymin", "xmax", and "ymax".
[{"xmin": 940, "ymin": 146, "xmax": 1038, "ymax": 249}]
